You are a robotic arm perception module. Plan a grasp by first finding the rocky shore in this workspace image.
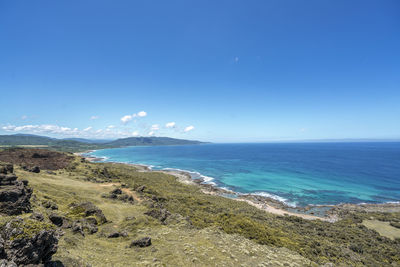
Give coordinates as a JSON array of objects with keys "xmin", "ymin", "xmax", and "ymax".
[{"xmin": 113, "ymin": 162, "xmax": 400, "ymax": 223}]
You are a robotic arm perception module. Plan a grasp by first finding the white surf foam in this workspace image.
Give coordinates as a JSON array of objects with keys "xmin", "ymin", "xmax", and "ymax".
[{"xmin": 250, "ymin": 191, "xmax": 297, "ymax": 207}]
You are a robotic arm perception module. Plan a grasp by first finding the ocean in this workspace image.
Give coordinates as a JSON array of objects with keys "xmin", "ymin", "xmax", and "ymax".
[{"xmin": 88, "ymin": 142, "xmax": 400, "ymax": 207}]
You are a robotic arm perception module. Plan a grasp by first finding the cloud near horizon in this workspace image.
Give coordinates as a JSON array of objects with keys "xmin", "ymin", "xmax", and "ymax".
[
  {"xmin": 165, "ymin": 122, "xmax": 176, "ymax": 128},
  {"xmin": 120, "ymin": 111, "xmax": 147, "ymax": 124},
  {"xmin": 184, "ymin": 125, "xmax": 195, "ymax": 132}
]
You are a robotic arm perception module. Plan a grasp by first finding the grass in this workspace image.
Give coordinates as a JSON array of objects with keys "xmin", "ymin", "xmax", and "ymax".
[
  {"xmin": 362, "ymin": 220, "xmax": 400, "ymax": 240},
  {"xmin": 14, "ymin": 161, "xmax": 313, "ymax": 266},
  {"xmin": 1, "ymin": 152, "xmax": 399, "ymax": 266}
]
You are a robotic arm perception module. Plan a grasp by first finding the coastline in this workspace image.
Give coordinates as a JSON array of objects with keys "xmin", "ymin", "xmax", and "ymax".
[{"xmin": 78, "ymin": 150, "xmax": 400, "ymax": 223}]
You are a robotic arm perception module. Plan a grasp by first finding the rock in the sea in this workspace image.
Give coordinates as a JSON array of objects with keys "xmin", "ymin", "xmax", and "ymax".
[
  {"xmin": 0, "ymin": 164, "xmax": 32, "ymax": 215},
  {"xmin": 130, "ymin": 237, "xmax": 151, "ymax": 247},
  {"xmin": 0, "ymin": 218, "xmax": 59, "ymax": 266}
]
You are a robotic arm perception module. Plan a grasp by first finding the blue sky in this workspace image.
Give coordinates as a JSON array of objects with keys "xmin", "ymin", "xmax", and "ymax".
[{"xmin": 0, "ymin": 0, "xmax": 399, "ymax": 142}]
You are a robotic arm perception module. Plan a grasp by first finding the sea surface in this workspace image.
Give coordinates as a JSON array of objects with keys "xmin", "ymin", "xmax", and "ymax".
[{"xmin": 88, "ymin": 142, "xmax": 400, "ymax": 207}]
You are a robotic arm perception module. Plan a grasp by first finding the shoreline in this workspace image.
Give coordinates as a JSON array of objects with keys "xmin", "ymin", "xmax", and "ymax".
[{"xmin": 78, "ymin": 150, "xmax": 400, "ymax": 222}]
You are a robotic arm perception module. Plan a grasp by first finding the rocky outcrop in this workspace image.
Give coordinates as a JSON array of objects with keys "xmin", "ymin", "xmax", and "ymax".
[
  {"xmin": 107, "ymin": 231, "xmax": 128, "ymax": 238},
  {"xmin": 0, "ymin": 163, "xmax": 32, "ymax": 215},
  {"xmin": 130, "ymin": 237, "xmax": 151, "ymax": 248},
  {"xmin": 101, "ymin": 189, "xmax": 134, "ymax": 204},
  {"xmin": 68, "ymin": 202, "xmax": 107, "ymax": 225},
  {"xmin": 144, "ymin": 208, "xmax": 170, "ymax": 224},
  {"xmin": 0, "ymin": 218, "xmax": 59, "ymax": 265}
]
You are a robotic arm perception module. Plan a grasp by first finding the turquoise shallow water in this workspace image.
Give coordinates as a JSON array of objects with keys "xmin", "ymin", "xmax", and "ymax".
[{"xmin": 89, "ymin": 142, "xmax": 400, "ymax": 207}]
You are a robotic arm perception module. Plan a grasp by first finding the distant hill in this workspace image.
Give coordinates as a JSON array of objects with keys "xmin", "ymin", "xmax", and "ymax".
[
  {"xmin": 63, "ymin": 138, "xmax": 112, "ymax": 144},
  {"xmin": 0, "ymin": 134, "xmax": 205, "ymax": 152},
  {"xmin": 105, "ymin": 137, "xmax": 203, "ymax": 147}
]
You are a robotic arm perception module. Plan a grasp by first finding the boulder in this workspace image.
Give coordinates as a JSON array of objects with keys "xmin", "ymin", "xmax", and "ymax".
[
  {"xmin": 111, "ymin": 188, "xmax": 122, "ymax": 195},
  {"xmin": 107, "ymin": 232, "xmax": 120, "ymax": 238},
  {"xmin": 0, "ymin": 218, "xmax": 58, "ymax": 265},
  {"xmin": 48, "ymin": 213, "xmax": 65, "ymax": 227},
  {"xmin": 130, "ymin": 237, "xmax": 151, "ymax": 248},
  {"xmin": 30, "ymin": 166, "xmax": 40, "ymax": 173}
]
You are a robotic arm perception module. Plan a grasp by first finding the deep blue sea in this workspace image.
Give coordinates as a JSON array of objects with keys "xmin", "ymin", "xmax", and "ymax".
[{"xmin": 88, "ymin": 143, "xmax": 400, "ymax": 207}]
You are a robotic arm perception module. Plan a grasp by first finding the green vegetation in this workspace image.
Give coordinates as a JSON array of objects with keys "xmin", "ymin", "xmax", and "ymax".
[
  {"xmin": 363, "ymin": 219, "xmax": 400, "ymax": 240},
  {"xmin": 68, "ymin": 160, "xmax": 400, "ymax": 266},
  {"xmin": 2, "ymin": 149, "xmax": 399, "ymax": 266},
  {"xmin": 0, "ymin": 134, "xmax": 205, "ymax": 152}
]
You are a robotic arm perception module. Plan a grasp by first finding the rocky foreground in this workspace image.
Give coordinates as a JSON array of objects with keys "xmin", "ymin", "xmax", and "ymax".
[{"xmin": 0, "ymin": 148, "xmax": 399, "ymax": 266}]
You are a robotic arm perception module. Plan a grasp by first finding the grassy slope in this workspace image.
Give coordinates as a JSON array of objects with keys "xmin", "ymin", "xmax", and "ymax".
[
  {"xmin": 16, "ymin": 160, "xmax": 312, "ymax": 267},
  {"xmin": 5, "ymin": 154, "xmax": 400, "ymax": 266}
]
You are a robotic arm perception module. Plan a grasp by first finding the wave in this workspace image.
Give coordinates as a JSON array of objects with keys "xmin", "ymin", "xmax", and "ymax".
[
  {"xmin": 162, "ymin": 168, "xmax": 217, "ymax": 185},
  {"xmin": 250, "ymin": 191, "xmax": 297, "ymax": 207}
]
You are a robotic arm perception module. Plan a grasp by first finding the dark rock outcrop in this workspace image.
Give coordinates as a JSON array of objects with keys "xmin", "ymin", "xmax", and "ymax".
[
  {"xmin": 130, "ymin": 237, "xmax": 151, "ymax": 247},
  {"xmin": 0, "ymin": 218, "xmax": 59, "ymax": 265},
  {"xmin": 144, "ymin": 208, "xmax": 170, "ymax": 224},
  {"xmin": 111, "ymin": 188, "xmax": 122, "ymax": 195},
  {"xmin": 107, "ymin": 231, "xmax": 127, "ymax": 238},
  {"xmin": 43, "ymin": 200, "xmax": 58, "ymax": 210},
  {"xmin": 101, "ymin": 189, "xmax": 134, "ymax": 204},
  {"xmin": 48, "ymin": 213, "xmax": 65, "ymax": 227},
  {"xmin": 30, "ymin": 212, "xmax": 45, "ymax": 221},
  {"xmin": 0, "ymin": 163, "xmax": 32, "ymax": 215},
  {"xmin": 68, "ymin": 202, "xmax": 107, "ymax": 224}
]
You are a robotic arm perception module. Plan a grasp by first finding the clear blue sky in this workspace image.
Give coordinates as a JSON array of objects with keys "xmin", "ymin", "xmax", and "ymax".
[{"xmin": 1, "ymin": 0, "xmax": 399, "ymax": 142}]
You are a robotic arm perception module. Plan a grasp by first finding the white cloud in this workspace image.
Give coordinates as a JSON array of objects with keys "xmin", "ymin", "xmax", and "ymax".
[
  {"xmin": 107, "ymin": 125, "xmax": 115, "ymax": 129},
  {"xmin": 132, "ymin": 131, "xmax": 139, "ymax": 136},
  {"xmin": 148, "ymin": 131, "xmax": 154, "ymax": 136},
  {"xmin": 2, "ymin": 124, "xmax": 79, "ymax": 135},
  {"xmin": 165, "ymin": 122, "xmax": 176, "ymax": 128},
  {"xmin": 90, "ymin": 116, "xmax": 99, "ymax": 120},
  {"xmin": 151, "ymin": 124, "xmax": 159, "ymax": 131},
  {"xmin": 121, "ymin": 111, "xmax": 147, "ymax": 124},
  {"xmin": 121, "ymin": 115, "xmax": 134, "ymax": 124},
  {"xmin": 137, "ymin": 111, "xmax": 147, "ymax": 117},
  {"xmin": 184, "ymin": 125, "xmax": 195, "ymax": 132},
  {"xmin": 83, "ymin": 127, "xmax": 92, "ymax": 131}
]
